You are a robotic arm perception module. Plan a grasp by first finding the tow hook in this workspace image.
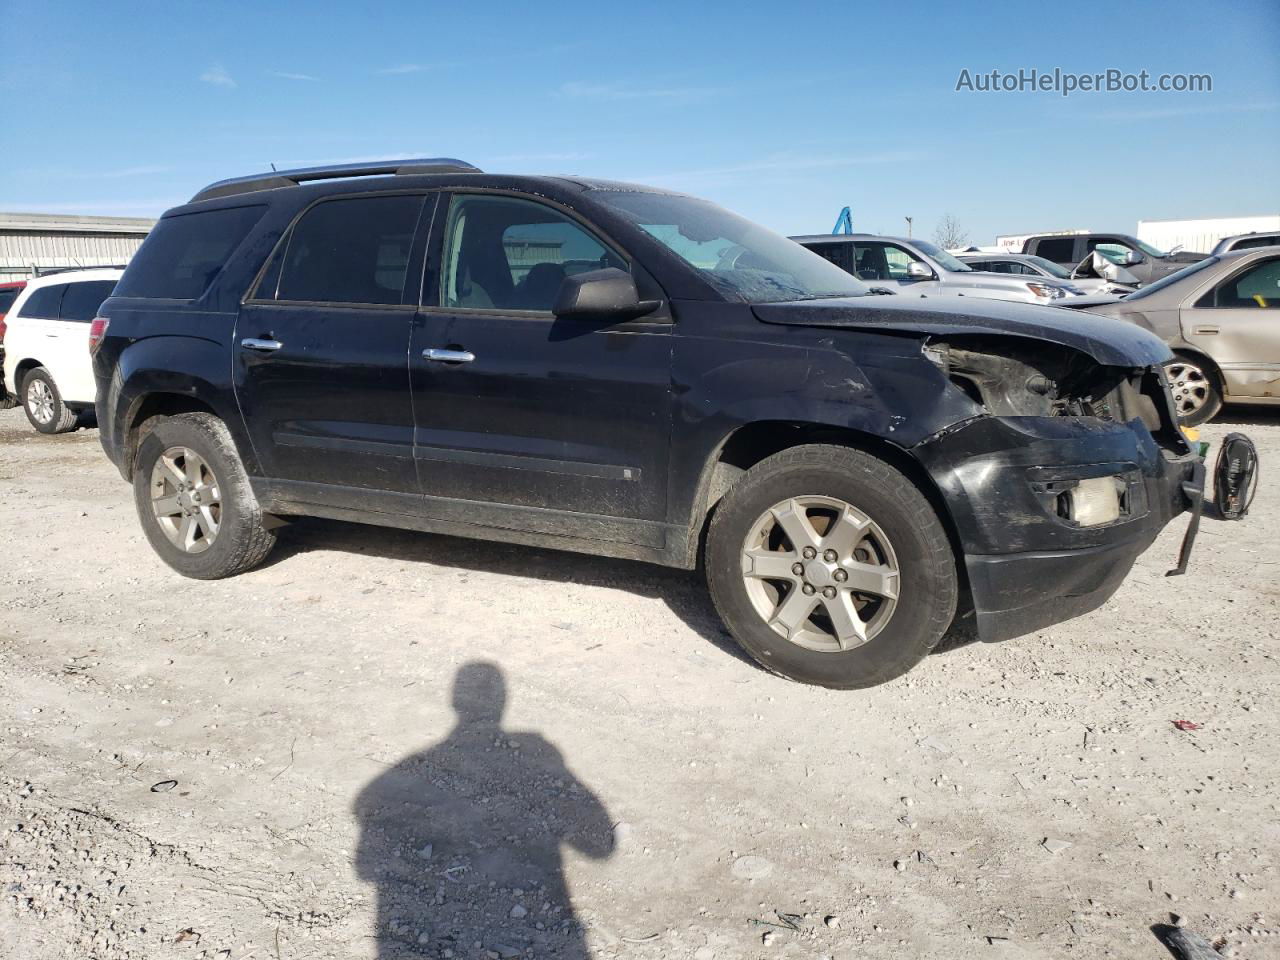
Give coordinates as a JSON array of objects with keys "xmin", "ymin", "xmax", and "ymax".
[{"xmin": 1166, "ymin": 433, "xmax": 1259, "ymax": 577}]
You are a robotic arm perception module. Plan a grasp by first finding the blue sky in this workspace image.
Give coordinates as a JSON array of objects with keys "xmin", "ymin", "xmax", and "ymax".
[{"xmin": 2, "ymin": 0, "xmax": 1277, "ymax": 244}]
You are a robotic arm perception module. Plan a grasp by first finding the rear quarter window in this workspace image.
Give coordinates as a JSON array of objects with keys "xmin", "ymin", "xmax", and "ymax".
[
  {"xmin": 14, "ymin": 284, "xmax": 67, "ymax": 319},
  {"xmin": 59, "ymin": 280, "xmax": 118, "ymax": 322},
  {"xmin": 113, "ymin": 204, "xmax": 266, "ymax": 300}
]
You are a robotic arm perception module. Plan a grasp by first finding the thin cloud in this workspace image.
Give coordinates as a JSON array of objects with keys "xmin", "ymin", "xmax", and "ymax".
[
  {"xmin": 485, "ymin": 151, "xmax": 593, "ymax": 165},
  {"xmin": 378, "ymin": 63, "xmax": 428, "ymax": 75},
  {"xmin": 272, "ymin": 70, "xmax": 319, "ymax": 82},
  {"xmin": 200, "ymin": 64, "xmax": 236, "ymax": 88},
  {"xmin": 1087, "ymin": 100, "xmax": 1277, "ymax": 122},
  {"xmin": 100, "ymin": 165, "xmax": 171, "ymax": 179},
  {"xmin": 638, "ymin": 150, "xmax": 923, "ymax": 185},
  {"xmin": 557, "ymin": 81, "xmax": 722, "ymax": 102}
]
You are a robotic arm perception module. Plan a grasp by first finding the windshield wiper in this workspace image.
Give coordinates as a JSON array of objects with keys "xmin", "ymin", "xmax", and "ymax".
[{"xmin": 867, "ymin": 286, "xmax": 897, "ymax": 296}]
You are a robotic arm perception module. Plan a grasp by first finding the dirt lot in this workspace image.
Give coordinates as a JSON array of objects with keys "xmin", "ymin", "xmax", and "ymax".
[{"xmin": 1, "ymin": 404, "xmax": 1277, "ymax": 960}]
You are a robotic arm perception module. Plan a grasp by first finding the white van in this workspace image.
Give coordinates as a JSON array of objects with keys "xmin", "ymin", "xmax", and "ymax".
[{"xmin": 1, "ymin": 269, "xmax": 122, "ymax": 434}]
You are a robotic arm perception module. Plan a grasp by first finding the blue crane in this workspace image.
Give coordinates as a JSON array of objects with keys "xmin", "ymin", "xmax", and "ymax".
[{"xmin": 831, "ymin": 206, "xmax": 853, "ymax": 235}]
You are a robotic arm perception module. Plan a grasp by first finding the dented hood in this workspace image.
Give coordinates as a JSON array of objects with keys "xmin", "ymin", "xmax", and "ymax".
[{"xmin": 752, "ymin": 295, "xmax": 1172, "ymax": 367}]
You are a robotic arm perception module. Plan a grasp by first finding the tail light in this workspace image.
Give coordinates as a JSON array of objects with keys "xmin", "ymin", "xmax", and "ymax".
[
  {"xmin": 88, "ymin": 316, "xmax": 109, "ymax": 354},
  {"xmin": 0, "ymin": 315, "xmax": 7, "ymax": 343}
]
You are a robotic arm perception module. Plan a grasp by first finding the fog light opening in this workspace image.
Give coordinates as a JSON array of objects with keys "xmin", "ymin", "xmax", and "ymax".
[{"xmin": 1063, "ymin": 476, "xmax": 1125, "ymax": 527}]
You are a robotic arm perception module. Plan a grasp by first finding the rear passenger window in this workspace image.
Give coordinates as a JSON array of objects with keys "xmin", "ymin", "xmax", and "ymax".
[
  {"xmin": 15, "ymin": 284, "xmax": 66, "ymax": 319},
  {"xmin": 114, "ymin": 205, "xmax": 265, "ymax": 300},
  {"xmin": 272, "ymin": 194, "xmax": 424, "ymax": 305},
  {"xmin": 59, "ymin": 280, "xmax": 118, "ymax": 322},
  {"xmin": 805, "ymin": 243, "xmax": 854, "ymax": 273}
]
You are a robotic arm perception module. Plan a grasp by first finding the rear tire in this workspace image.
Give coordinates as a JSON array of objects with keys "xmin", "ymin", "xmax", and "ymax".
[
  {"xmin": 132, "ymin": 412, "xmax": 276, "ymax": 579},
  {"xmin": 706, "ymin": 444, "xmax": 958, "ymax": 689},
  {"xmin": 22, "ymin": 368, "xmax": 77, "ymax": 434},
  {"xmin": 1168, "ymin": 352, "xmax": 1223, "ymax": 426}
]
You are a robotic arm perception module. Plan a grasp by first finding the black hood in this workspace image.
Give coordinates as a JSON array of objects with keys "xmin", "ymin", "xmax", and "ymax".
[{"xmin": 752, "ymin": 295, "xmax": 1172, "ymax": 367}]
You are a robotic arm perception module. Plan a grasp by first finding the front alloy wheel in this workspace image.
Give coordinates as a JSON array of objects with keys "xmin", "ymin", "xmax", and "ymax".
[
  {"xmin": 741, "ymin": 495, "xmax": 900, "ymax": 652},
  {"xmin": 149, "ymin": 446, "xmax": 222, "ymax": 553}
]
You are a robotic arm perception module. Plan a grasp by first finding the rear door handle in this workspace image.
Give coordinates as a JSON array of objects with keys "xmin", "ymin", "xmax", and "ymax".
[
  {"xmin": 241, "ymin": 337, "xmax": 283, "ymax": 352},
  {"xmin": 1191, "ymin": 325, "xmax": 1219, "ymax": 335},
  {"xmin": 422, "ymin": 348, "xmax": 475, "ymax": 363}
]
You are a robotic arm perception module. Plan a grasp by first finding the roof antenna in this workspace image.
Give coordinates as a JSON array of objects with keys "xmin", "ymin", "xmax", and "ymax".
[{"xmin": 270, "ymin": 162, "xmax": 277, "ymax": 172}]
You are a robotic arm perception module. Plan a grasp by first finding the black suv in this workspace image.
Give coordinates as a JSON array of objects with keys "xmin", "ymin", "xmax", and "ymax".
[{"xmin": 94, "ymin": 159, "xmax": 1214, "ymax": 688}]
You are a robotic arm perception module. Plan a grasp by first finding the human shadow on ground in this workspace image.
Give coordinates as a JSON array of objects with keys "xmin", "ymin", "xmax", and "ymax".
[{"xmin": 354, "ymin": 662, "xmax": 615, "ymax": 959}]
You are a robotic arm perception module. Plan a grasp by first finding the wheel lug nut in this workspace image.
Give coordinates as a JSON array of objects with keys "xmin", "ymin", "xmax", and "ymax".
[
  {"xmin": 822, "ymin": 586, "xmax": 837, "ymax": 599},
  {"xmin": 823, "ymin": 549, "xmax": 837, "ymax": 562},
  {"xmin": 802, "ymin": 547, "xmax": 817, "ymax": 560},
  {"xmin": 791, "ymin": 562, "xmax": 805, "ymax": 576},
  {"xmin": 802, "ymin": 583, "xmax": 816, "ymax": 596},
  {"xmin": 834, "ymin": 568, "xmax": 848, "ymax": 582}
]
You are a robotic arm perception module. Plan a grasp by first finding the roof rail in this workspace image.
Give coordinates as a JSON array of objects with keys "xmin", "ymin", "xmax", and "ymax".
[{"xmin": 189, "ymin": 158, "xmax": 482, "ymax": 204}]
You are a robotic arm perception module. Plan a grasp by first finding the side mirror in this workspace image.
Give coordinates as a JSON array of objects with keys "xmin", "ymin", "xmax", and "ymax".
[
  {"xmin": 906, "ymin": 261, "xmax": 933, "ymax": 279},
  {"xmin": 553, "ymin": 268, "xmax": 658, "ymax": 321},
  {"xmin": 1122, "ymin": 250, "xmax": 1143, "ymax": 266}
]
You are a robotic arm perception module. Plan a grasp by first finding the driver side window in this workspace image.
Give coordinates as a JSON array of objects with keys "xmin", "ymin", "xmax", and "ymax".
[
  {"xmin": 883, "ymin": 244, "xmax": 917, "ymax": 280},
  {"xmin": 441, "ymin": 194, "xmax": 625, "ymax": 312}
]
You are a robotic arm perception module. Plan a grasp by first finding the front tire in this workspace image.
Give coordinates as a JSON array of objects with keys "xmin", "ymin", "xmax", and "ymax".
[
  {"xmin": 706, "ymin": 445, "xmax": 958, "ymax": 689},
  {"xmin": 132, "ymin": 412, "xmax": 277, "ymax": 579},
  {"xmin": 1167, "ymin": 353, "xmax": 1223, "ymax": 426},
  {"xmin": 22, "ymin": 368, "xmax": 78, "ymax": 434}
]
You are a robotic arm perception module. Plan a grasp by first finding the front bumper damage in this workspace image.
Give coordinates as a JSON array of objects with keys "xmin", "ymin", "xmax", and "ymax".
[{"xmin": 914, "ymin": 412, "xmax": 1233, "ymax": 644}]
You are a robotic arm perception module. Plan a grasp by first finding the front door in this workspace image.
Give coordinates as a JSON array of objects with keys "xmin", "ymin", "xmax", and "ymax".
[
  {"xmin": 410, "ymin": 192, "xmax": 673, "ymax": 537},
  {"xmin": 234, "ymin": 192, "xmax": 430, "ymax": 500},
  {"xmin": 1181, "ymin": 253, "xmax": 1280, "ymax": 400}
]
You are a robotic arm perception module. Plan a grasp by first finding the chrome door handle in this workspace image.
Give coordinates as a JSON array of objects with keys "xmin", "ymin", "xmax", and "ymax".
[
  {"xmin": 422, "ymin": 348, "xmax": 475, "ymax": 363},
  {"xmin": 241, "ymin": 337, "xmax": 283, "ymax": 352},
  {"xmin": 1192, "ymin": 325, "xmax": 1219, "ymax": 335}
]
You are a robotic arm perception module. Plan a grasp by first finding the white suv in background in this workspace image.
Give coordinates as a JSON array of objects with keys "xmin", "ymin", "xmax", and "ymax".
[{"xmin": 1, "ymin": 268, "xmax": 122, "ymax": 434}]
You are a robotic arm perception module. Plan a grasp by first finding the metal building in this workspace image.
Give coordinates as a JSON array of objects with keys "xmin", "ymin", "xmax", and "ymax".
[
  {"xmin": 1138, "ymin": 214, "xmax": 1280, "ymax": 255},
  {"xmin": 0, "ymin": 212, "xmax": 155, "ymax": 281}
]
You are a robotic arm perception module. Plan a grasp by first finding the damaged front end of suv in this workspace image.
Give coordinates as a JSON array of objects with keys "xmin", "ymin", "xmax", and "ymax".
[
  {"xmin": 912, "ymin": 333, "xmax": 1208, "ymax": 642},
  {"xmin": 754, "ymin": 295, "xmax": 1254, "ymax": 647}
]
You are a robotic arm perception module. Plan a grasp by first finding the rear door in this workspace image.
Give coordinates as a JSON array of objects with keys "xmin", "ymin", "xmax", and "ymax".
[
  {"xmin": 1181, "ymin": 254, "xmax": 1280, "ymax": 400},
  {"xmin": 8, "ymin": 283, "xmax": 68, "ymax": 390},
  {"xmin": 234, "ymin": 192, "xmax": 431, "ymax": 502},
  {"xmin": 409, "ymin": 191, "xmax": 673, "ymax": 536}
]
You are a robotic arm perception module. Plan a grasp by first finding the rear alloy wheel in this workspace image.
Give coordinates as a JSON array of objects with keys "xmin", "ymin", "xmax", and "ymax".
[
  {"xmin": 149, "ymin": 446, "xmax": 223, "ymax": 554},
  {"xmin": 133, "ymin": 412, "xmax": 277, "ymax": 579},
  {"xmin": 1167, "ymin": 354, "xmax": 1222, "ymax": 426},
  {"xmin": 22, "ymin": 367, "xmax": 78, "ymax": 434},
  {"xmin": 707, "ymin": 444, "xmax": 957, "ymax": 689}
]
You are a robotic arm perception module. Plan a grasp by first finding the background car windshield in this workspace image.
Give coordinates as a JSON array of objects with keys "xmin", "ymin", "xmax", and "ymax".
[
  {"xmin": 912, "ymin": 239, "xmax": 972, "ymax": 272},
  {"xmin": 594, "ymin": 192, "xmax": 869, "ymax": 303},
  {"xmin": 1125, "ymin": 256, "xmax": 1220, "ymax": 300},
  {"xmin": 1134, "ymin": 237, "xmax": 1168, "ymax": 258},
  {"xmin": 0, "ymin": 288, "xmax": 21, "ymax": 313},
  {"xmin": 1025, "ymin": 256, "xmax": 1072, "ymax": 278}
]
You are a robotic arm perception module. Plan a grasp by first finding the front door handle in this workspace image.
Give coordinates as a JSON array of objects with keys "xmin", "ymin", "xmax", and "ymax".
[
  {"xmin": 241, "ymin": 337, "xmax": 283, "ymax": 352},
  {"xmin": 422, "ymin": 348, "xmax": 475, "ymax": 363},
  {"xmin": 1191, "ymin": 325, "xmax": 1219, "ymax": 335}
]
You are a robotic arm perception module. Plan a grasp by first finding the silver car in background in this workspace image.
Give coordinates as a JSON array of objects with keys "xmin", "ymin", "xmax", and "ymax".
[
  {"xmin": 1058, "ymin": 247, "xmax": 1280, "ymax": 424},
  {"xmin": 958, "ymin": 252, "xmax": 1135, "ymax": 296},
  {"xmin": 1211, "ymin": 232, "xmax": 1280, "ymax": 255},
  {"xmin": 792, "ymin": 234, "xmax": 1080, "ymax": 306}
]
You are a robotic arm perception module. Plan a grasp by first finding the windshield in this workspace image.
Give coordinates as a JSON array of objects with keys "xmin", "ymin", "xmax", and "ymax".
[
  {"xmin": 592, "ymin": 191, "xmax": 870, "ymax": 303},
  {"xmin": 911, "ymin": 239, "xmax": 972, "ymax": 272},
  {"xmin": 1024, "ymin": 256, "xmax": 1072, "ymax": 279},
  {"xmin": 1134, "ymin": 237, "xmax": 1168, "ymax": 258},
  {"xmin": 1125, "ymin": 256, "xmax": 1220, "ymax": 300}
]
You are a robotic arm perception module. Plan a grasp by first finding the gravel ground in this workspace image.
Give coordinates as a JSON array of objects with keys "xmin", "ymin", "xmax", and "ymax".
[{"xmin": 1, "ymin": 404, "xmax": 1277, "ymax": 960}]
